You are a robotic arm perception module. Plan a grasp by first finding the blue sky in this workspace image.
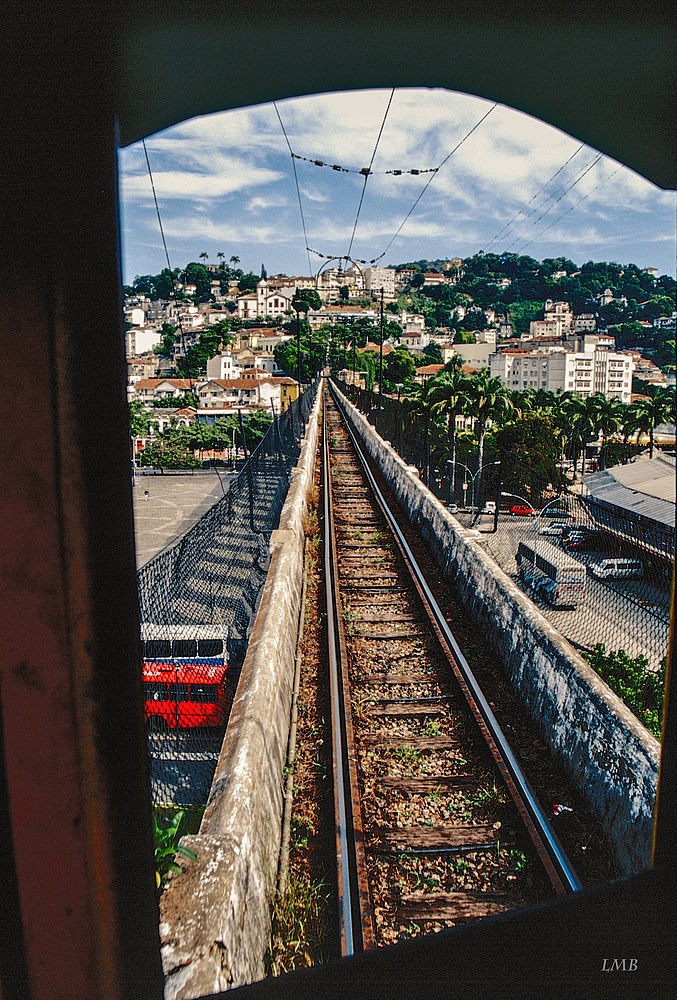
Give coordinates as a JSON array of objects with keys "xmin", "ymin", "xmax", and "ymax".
[{"xmin": 118, "ymin": 88, "xmax": 676, "ymax": 285}]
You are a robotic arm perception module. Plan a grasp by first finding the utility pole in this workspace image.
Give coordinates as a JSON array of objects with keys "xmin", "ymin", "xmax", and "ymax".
[{"xmin": 378, "ymin": 285, "xmax": 384, "ymax": 409}]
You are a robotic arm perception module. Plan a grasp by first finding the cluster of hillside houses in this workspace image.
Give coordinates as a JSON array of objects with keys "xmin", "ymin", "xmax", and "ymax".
[{"xmin": 126, "ymin": 265, "xmax": 676, "ymax": 427}]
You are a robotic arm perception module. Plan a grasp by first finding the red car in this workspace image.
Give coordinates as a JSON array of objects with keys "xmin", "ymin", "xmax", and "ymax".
[{"xmin": 509, "ymin": 504, "xmax": 535, "ymax": 516}]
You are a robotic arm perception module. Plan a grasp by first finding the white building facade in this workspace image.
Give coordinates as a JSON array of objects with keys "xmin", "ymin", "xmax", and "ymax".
[{"xmin": 490, "ymin": 348, "xmax": 633, "ymax": 401}]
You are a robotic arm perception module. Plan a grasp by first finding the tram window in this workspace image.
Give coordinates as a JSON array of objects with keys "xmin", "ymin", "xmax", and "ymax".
[
  {"xmin": 172, "ymin": 639, "xmax": 198, "ymax": 657},
  {"xmin": 169, "ymin": 683, "xmax": 190, "ymax": 701},
  {"xmin": 144, "ymin": 640, "xmax": 171, "ymax": 658},
  {"xmin": 197, "ymin": 639, "xmax": 223, "ymax": 657},
  {"xmin": 190, "ymin": 684, "xmax": 219, "ymax": 703},
  {"xmin": 144, "ymin": 683, "xmax": 167, "ymax": 701}
]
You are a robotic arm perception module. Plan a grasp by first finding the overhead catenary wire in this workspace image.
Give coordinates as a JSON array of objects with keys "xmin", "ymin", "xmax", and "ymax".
[
  {"xmin": 371, "ymin": 102, "xmax": 498, "ymax": 265},
  {"xmin": 502, "ymin": 152, "xmax": 604, "ymax": 253},
  {"xmin": 142, "ymin": 139, "xmax": 229, "ymax": 497},
  {"xmin": 345, "ymin": 88, "xmax": 395, "ymax": 260},
  {"xmin": 515, "ymin": 162, "xmax": 624, "ymax": 254},
  {"xmin": 291, "ymin": 153, "xmax": 438, "ymax": 176},
  {"xmin": 482, "ymin": 142, "xmax": 586, "ymax": 252},
  {"xmin": 273, "ymin": 102, "xmax": 315, "ymax": 278},
  {"xmin": 305, "ymin": 101, "xmax": 498, "ymax": 267}
]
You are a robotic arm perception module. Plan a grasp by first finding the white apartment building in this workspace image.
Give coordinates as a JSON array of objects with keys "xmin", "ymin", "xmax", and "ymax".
[
  {"xmin": 206, "ymin": 351, "xmax": 240, "ymax": 381},
  {"xmin": 491, "ymin": 348, "xmax": 633, "ymax": 401},
  {"xmin": 449, "ymin": 343, "xmax": 496, "ymax": 370},
  {"xmin": 363, "ymin": 267, "xmax": 397, "ymax": 299},
  {"xmin": 197, "ymin": 377, "xmax": 282, "ymax": 412},
  {"xmin": 125, "ymin": 327, "xmax": 161, "ymax": 357},
  {"xmin": 529, "ymin": 300, "xmax": 573, "ymax": 339},
  {"xmin": 316, "ymin": 266, "xmax": 365, "ymax": 301}
]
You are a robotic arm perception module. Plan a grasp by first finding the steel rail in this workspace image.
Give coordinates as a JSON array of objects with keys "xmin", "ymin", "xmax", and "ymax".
[
  {"xmin": 329, "ymin": 382, "xmax": 582, "ymax": 895},
  {"xmin": 322, "ymin": 398, "xmax": 376, "ymax": 956}
]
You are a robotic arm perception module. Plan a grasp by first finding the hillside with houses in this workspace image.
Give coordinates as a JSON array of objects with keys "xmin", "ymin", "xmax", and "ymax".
[{"xmin": 124, "ymin": 253, "xmax": 675, "ymax": 468}]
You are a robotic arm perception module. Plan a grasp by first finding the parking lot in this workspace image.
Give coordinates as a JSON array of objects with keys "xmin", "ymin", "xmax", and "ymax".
[{"xmin": 453, "ymin": 506, "xmax": 671, "ymax": 671}]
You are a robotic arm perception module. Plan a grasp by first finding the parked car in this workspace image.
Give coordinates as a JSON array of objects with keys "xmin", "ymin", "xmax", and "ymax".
[
  {"xmin": 482, "ymin": 501, "xmax": 496, "ymax": 514},
  {"xmin": 538, "ymin": 521, "xmax": 570, "ymax": 536},
  {"xmin": 447, "ymin": 502, "xmax": 459, "ymax": 513},
  {"xmin": 540, "ymin": 506, "xmax": 573, "ymax": 518},
  {"xmin": 589, "ymin": 558, "xmax": 643, "ymax": 580},
  {"xmin": 509, "ymin": 504, "xmax": 535, "ymax": 516},
  {"xmin": 561, "ymin": 529, "xmax": 596, "ymax": 551}
]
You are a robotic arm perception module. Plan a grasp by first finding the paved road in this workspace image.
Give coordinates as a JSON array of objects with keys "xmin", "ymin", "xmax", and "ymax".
[{"xmin": 132, "ymin": 470, "xmax": 235, "ymax": 567}]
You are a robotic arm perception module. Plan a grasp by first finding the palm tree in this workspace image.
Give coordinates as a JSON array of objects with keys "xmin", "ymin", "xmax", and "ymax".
[
  {"xmin": 587, "ymin": 393, "xmax": 622, "ymax": 469},
  {"xmin": 230, "ymin": 255, "xmax": 240, "ymax": 268},
  {"xmin": 560, "ymin": 394, "xmax": 597, "ymax": 477},
  {"xmin": 217, "ymin": 252, "xmax": 226, "ymax": 268},
  {"xmin": 427, "ymin": 368, "xmax": 472, "ymax": 495},
  {"xmin": 466, "ymin": 371, "xmax": 514, "ymax": 475},
  {"xmin": 616, "ymin": 401, "xmax": 639, "ymax": 463},
  {"xmin": 199, "ymin": 251, "xmax": 209, "ymax": 265},
  {"xmin": 631, "ymin": 388, "xmax": 675, "ymax": 458}
]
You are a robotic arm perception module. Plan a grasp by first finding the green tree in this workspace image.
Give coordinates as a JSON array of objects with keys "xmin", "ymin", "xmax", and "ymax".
[
  {"xmin": 385, "ymin": 347, "xmax": 417, "ymax": 386},
  {"xmin": 507, "ymin": 300, "xmax": 543, "ymax": 336},
  {"xmin": 494, "ymin": 413, "xmax": 564, "ymax": 503},
  {"xmin": 238, "ymin": 272, "xmax": 259, "ymax": 293},
  {"xmin": 466, "ymin": 371, "xmax": 514, "ymax": 474},
  {"xmin": 587, "ymin": 393, "xmax": 623, "ymax": 469},
  {"xmin": 293, "ymin": 288, "xmax": 322, "ymax": 312},
  {"xmin": 154, "ymin": 322, "xmax": 177, "ymax": 359},
  {"xmin": 129, "ymin": 400, "xmax": 157, "ymax": 437},
  {"xmin": 631, "ymin": 387, "xmax": 676, "ymax": 458},
  {"xmin": 427, "ymin": 368, "xmax": 472, "ymax": 492},
  {"xmin": 152, "ymin": 391, "xmax": 199, "ymax": 409},
  {"xmin": 583, "ymin": 644, "xmax": 665, "ymax": 739}
]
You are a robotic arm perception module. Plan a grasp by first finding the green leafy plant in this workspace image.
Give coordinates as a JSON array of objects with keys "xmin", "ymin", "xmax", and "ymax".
[
  {"xmin": 583, "ymin": 644, "xmax": 665, "ymax": 738},
  {"xmin": 393, "ymin": 746, "xmax": 421, "ymax": 764},
  {"xmin": 153, "ymin": 809, "xmax": 198, "ymax": 890}
]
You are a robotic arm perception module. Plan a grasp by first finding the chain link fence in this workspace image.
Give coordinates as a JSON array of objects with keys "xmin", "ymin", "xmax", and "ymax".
[
  {"xmin": 337, "ymin": 380, "xmax": 673, "ymax": 680},
  {"xmin": 138, "ymin": 380, "xmax": 319, "ymax": 806}
]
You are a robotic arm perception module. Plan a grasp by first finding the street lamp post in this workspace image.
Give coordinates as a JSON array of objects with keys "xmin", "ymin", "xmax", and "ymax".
[
  {"xmin": 451, "ymin": 460, "xmax": 500, "ymax": 511},
  {"xmin": 500, "ymin": 490, "xmax": 535, "ymax": 513}
]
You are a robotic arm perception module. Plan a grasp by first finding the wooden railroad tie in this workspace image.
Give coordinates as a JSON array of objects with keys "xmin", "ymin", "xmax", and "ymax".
[
  {"xmin": 398, "ymin": 890, "xmax": 512, "ymax": 921},
  {"xmin": 366, "ymin": 700, "xmax": 449, "ymax": 717},
  {"xmin": 361, "ymin": 735, "xmax": 460, "ymax": 751},
  {"xmin": 357, "ymin": 671, "xmax": 447, "ymax": 685},
  {"xmin": 356, "ymin": 629, "xmax": 422, "ymax": 640},
  {"xmin": 376, "ymin": 775, "xmax": 476, "ymax": 793},
  {"xmin": 372, "ymin": 824, "xmax": 503, "ymax": 854}
]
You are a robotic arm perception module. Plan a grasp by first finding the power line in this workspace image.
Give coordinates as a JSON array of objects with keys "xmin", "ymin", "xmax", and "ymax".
[
  {"xmin": 346, "ymin": 88, "xmax": 395, "ymax": 259},
  {"xmin": 273, "ymin": 102, "xmax": 315, "ymax": 278},
  {"xmin": 515, "ymin": 162, "xmax": 623, "ymax": 254},
  {"xmin": 291, "ymin": 153, "xmax": 438, "ymax": 176},
  {"xmin": 305, "ymin": 102, "xmax": 498, "ymax": 266},
  {"xmin": 482, "ymin": 142, "xmax": 586, "ymax": 252},
  {"xmin": 503, "ymin": 152, "xmax": 604, "ymax": 253},
  {"xmin": 372, "ymin": 102, "xmax": 498, "ymax": 265},
  {"xmin": 142, "ymin": 140, "xmax": 229, "ymax": 497}
]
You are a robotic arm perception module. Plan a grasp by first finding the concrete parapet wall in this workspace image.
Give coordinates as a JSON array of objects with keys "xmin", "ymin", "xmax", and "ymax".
[
  {"xmin": 159, "ymin": 387, "xmax": 322, "ymax": 998},
  {"xmin": 335, "ymin": 387, "xmax": 660, "ymax": 875}
]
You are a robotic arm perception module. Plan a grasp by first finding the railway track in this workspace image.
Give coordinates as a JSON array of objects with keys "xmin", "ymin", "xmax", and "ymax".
[{"xmin": 322, "ymin": 385, "xmax": 581, "ymax": 954}]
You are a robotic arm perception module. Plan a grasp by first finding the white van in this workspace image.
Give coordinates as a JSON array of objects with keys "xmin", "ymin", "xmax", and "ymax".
[{"xmin": 589, "ymin": 558, "xmax": 643, "ymax": 580}]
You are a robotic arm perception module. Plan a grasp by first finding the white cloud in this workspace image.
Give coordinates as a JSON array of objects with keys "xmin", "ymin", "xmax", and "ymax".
[{"xmin": 119, "ymin": 87, "xmax": 676, "ymax": 282}]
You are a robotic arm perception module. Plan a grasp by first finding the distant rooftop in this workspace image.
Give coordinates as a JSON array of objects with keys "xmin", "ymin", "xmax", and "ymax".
[{"xmin": 583, "ymin": 452, "xmax": 676, "ymax": 529}]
